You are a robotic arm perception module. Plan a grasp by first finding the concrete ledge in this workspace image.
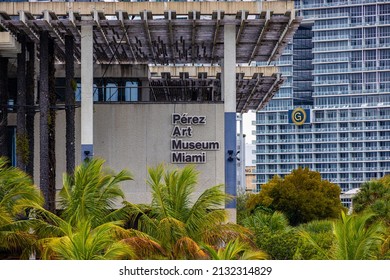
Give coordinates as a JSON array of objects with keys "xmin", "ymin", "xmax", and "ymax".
[
  {"xmin": 0, "ymin": 1, "xmax": 295, "ymax": 16},
  {"xmin": 0, "ymin": 31, "xmax": 20, "ymax": 57},
  {"xmin": 149, "ymin": 65, "xmax": 280, "ymax": 78}
]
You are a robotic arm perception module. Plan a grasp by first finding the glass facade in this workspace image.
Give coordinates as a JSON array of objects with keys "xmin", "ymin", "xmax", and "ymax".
[{"xmin": 256, "ymin": 0, "xmax": 390, "ymax": 192}]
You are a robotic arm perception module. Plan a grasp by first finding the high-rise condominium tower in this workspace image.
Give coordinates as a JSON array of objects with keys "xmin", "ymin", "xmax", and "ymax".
[{"xmin": 256, "ymin": 0, "xmax": 390, "ymax": 194}]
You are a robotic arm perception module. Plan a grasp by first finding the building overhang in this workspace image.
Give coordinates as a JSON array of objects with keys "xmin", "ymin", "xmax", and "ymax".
[
  {"xmin": 0, "ymin": 2, "xmax": 301, "ymax": 64},
  {"xmin": 148, "ymin": 65, "xmax": 283, "ymax": 113}
]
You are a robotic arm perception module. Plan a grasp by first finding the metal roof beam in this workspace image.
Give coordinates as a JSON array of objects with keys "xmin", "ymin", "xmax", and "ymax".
[
  {"xmin": 240, "ymin": 73, "xmax": 263, "ymax": 113},
  {"xmin": 236, "ymin": 10, "xmax": 248, "ymax": 45},
  {"xmin": 248, "ymin": 10, "xmax": 271, "ymax": 64},
  {"xmin": 16, "ymin": 10, "xmax": 39, "ymax": 43},
  {"xmin": 141, "ymin": 10, "xmax": 157, "ymax": 64},
  {"xmin": 190, "ymin": 10, "xmax": 199, "ymax": 64},
  {"xmin": 117, "ymin": 10, "xmax": 137, "ymax": 64},
  {"xmin": 166, "ymin": 10, "xmax": 177, "ymax": 65},
  {"xmin": 93, "ymin": 10, "xmax": 119, "ymax": 64},
  {"xmin": 211, "ymin": 10, "xmax": 223, "ymax": 65},
  {"xmin": 267, "ymin": 11, "xmax": 295, "ymax": 64},
  {"xmin": 256, "ymin": 73, "xmax": 283, "ymax": 111},
  {"xmin": 42, "ymin": 10, "xmax": 66, "ymax": 61}
]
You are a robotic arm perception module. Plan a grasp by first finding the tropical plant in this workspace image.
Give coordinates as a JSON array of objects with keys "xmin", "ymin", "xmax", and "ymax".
[
  {"xmin": 0, "ymin": 157, "xmax": 43, "ymax": 259},
  {"xmin": 31, "ymin": 158, "xmax": 135, "ymax": 260},
  {"xmin": 37, "ymin": 216, "xmax": 134, "ymax": 260},
  {"xmin": 247, "ymin": 168, "xmax": 343, "ymax": 226},
  {"xmin": 58, "ymin": 157, "xmax": 133, "ymax": 228},
  {"xmin": 236, "ymin": 192, "xmax": 250, "ymax": 225},
  {"xmin": 202, "ymin": 239, "xmax": 267, "ymax": 260},
  {"xmin": 353, "ymin": 180, "xmax": 390, "ymax": 225},
  {"xmin": 299, "ymin": 212, "xmax": 386, "ymax": 260},
  {"xmin": 124, "ymin": 164, "xmax": 252, "ymax": 259},
  {"xmin": 243, "ymin": 210, "xmax": 299, "ymax": 260},
  {"xmin": 294, "ymin": 219, "xmax": 334, "ymax": 260}
]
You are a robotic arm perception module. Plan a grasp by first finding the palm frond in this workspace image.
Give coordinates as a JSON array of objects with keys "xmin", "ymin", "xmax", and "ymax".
[
  {"xmin": 122, "ymin": 236, "xmax": 166, "ymax": 259},
  {"xmin": 58, "ymin": 158, "xmax": 132, "ymax": 227},
  {"xmin": 173, "ymin": 237, "xmax": 208, "ymax": 260},
  {"xmin": 333, "ymin": 212, "xmax": 385, "ymax": 260},
  {"xmin": 201, "ymin": 223, "xmax": 254, "ymax": 247},
  {"xmin": 297, "ymin": 229, "xmax": 331, "ymax": 260},
  {"xmin": 202, "ymin": 239, "xmax": 267, "ymax": 260}
]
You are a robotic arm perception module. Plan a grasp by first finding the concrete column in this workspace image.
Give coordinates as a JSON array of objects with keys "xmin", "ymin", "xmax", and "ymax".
[
  {"xmin": 239, "ymin": 113, "xmax": 245, "ymax": 193},
  {"xmin": 81, "ymin": 25, "xmax": 93, "ymax": 161},
  {"xmin": 141, "ymin": 78, "xmax": 150, "ymax": 101},
  {"xmin": 223, "ymin": 20, "xmax": 237, "ymax": 221},
  {"xmin": 242, "ymin": 134, "xmax": 246, "ymax": 191}
]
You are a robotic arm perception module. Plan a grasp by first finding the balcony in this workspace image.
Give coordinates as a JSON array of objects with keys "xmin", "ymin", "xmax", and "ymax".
[
  {"xmin": 299, "ymin": 0, "xmax": 388, "ymax": 9},
  {"xmin": 312, "ymin": 23, "xmax": 350, "ymax": 31},
  {"xmin": 313, "ymin": 91, "xmax": 349, "ymax": 96},
  {"xmin": 313, "ymin": 79, "xmax": 349, "ymax": 86},
  {"xmin": 312, "ymin": 57, "xmax": 350, "ymax": 64},
  {"xmin": 312, "ymin": 35, "xmax": 349, "ymax": 42}
]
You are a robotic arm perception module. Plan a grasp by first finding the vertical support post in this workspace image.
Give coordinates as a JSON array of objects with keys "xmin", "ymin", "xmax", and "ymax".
[
  {"xmin": 26, "ymin": 42, "xmax": 36, "ymax": 178},
  {"xmin": 0, "ymin": 57, "xmax": 9, "ymax": 159},
  {"xmin": 81, "ymin": 25, "xmax": 94, "ymax": 161},
  {"xmin": 16, "ymin": 34, "xmax": 27, "ymax": 172},
  {"xmin": 242, "ymin": 133, "xmax": 246, "ymax": 191},
  {"xmin": 39, "ymin": 30, "xmax": 52, "ymax": 211},
  {"xmin": 48, "ymin": 36, "xmax": 56, "ymax": 212},
  {"xmin": 141, "ymin": 79, "xmax": 150, "ymax": 101},
  {"xmin": 223, "ymin": 20, "xmax": 237, "ymax": 221},
  {"xmin": 65, "ymin": 35, "xmax": 75, "ymax": 173}
]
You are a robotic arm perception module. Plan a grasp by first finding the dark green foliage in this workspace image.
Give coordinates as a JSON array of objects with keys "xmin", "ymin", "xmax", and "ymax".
[
  {"xmin": 295, "ymin": 220, "xmax": 334, "ymax": 260},
  {"xmin": 353, "ymin": 180, "xmax": 390, "ymax": 226},
  {"xmin": 298, "ymin": 212, "xmax": 386, "ymax": 260},
  {"xmin": 243, "ymin": 210, "xmax": 299, "ymax": 260},
  {"xmin": 236, "ymin": 192, "xmax": 250, "ymax": 225},
  {"xmin": 249, "ymin": 168, "xmax": 343, "ymax": 226}
]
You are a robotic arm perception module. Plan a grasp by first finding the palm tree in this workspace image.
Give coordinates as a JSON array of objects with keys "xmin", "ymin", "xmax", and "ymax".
[
  {"xmin": 333, "ymin": 212, "xmax": 385, "ymax": 259},
  {"xmin": 202, "ymin": 239, "xmax": 268, "ymax": 260},
  {"xmin": 299, "ymin": 212, "xmax": 386, "ymax": 260},
  {"xmin": 58, "ymin": 157, "xmax": 133, "ymax": 228},
  {"xmin": 353, "ymin": 180, "xmax": 390, "ymax": 227},
  {"xmin": 124, "ymin": 164, "xmax": 252, "ymax": 259},
  {"xmin": 37, "ymin": 217, "xmax": 134, "ymax": 260},
  {"xmin": 32, "ymin": 158, "xmax": 135, "ymax": 259},
  {"xmin": 0, "ymin": 157, "xmax": 43, "ymax": 259},
  {"xmin": 353, "ymin": 180, "xmax": 389, "ymax": 213}
]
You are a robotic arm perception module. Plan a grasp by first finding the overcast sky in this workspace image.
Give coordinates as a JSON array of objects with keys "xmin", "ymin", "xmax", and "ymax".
[{"xmin": 242, "ymin": 111, "xmax": 256, "ymax": 145}]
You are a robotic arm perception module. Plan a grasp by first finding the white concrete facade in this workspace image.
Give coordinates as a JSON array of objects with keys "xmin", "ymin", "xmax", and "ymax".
[{"xmin": 32, "ymin": 103, "xmax": 225, "ymax": 205}]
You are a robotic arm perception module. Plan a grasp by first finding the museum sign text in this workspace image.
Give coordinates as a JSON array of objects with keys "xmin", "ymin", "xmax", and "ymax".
[{"xmin": 171, "ymin": 113, "xmax": 220, "ymax": 164}]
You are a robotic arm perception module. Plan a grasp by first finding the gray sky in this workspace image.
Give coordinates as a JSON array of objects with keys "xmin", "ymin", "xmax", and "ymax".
[{"xmin": 242, "ymin": 111, "xmax": 256, "ymax": 145}]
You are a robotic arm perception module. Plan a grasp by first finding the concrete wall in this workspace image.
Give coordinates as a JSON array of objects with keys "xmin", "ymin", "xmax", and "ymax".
[{"xmin": 33, "ymin": 103, "xmax": 225, "ymax": 205}]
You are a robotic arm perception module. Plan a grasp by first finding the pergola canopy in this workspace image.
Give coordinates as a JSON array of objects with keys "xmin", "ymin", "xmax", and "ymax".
[
  {"xmin": 0, "ymin": 2, "xmax": 301, "ymax": 113},
  {"xmin": 0, "ymin": 2, "xmax": 301, "ymax": 65}
]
